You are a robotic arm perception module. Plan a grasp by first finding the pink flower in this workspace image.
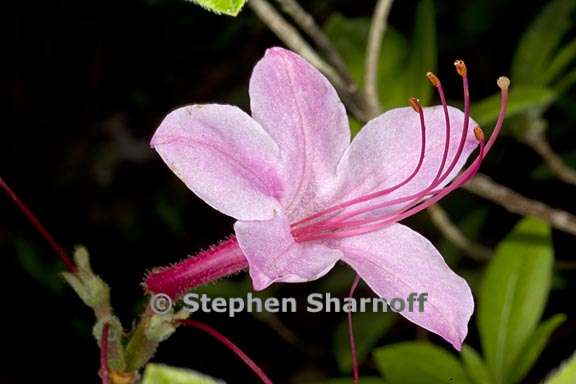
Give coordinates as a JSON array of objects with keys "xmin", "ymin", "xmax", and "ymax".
[{"xmin": 148, "ymin": 47, "xmax": 508, "ymax": 350}]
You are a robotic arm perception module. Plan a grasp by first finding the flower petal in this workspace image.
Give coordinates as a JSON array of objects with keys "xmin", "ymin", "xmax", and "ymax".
[
  {"xmin": 249, "ymin": 47, "xmax": 350, "ymax": 219},
  {"xmin": 338, "ymin": 224, "xmax": 474, "ymax": 350},
  {"xmin": 334, "ymin": 106, "xmax": 478, "ymax": 216},
  {"xmin": 151, "ymin": 104, "xmax": 284, "ymax": 221},
  {"xmin": 234, "ymin": 212, "xmax": 343, "ymax": 290}
]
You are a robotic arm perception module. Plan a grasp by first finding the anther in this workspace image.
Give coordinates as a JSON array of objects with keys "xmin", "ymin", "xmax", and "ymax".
[
  {"xmin": 454, "ymin": 60, "xmax": 467, "ymax": 77},
  {"xmin": 474, "ymin": 126, "xmax": 485, "ymax": 142},
  {"xmin": 497, "ymin": 76, "xmax": 510, "ymax": 90},
  {"xmin": 409, "ymin": 97, "xmax": 422, "ymax": 113},
  {"xmin": 426, "ymin": 72, "xmax": 441, "ymax": 87}
]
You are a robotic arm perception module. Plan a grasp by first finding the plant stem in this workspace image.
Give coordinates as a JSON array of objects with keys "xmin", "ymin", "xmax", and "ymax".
[
  {"xmin": 365, "ymin": 0, "xmax": 394, "ymax": 118},
  {"xmin": 248, "ymin": 0, "xmax": 370, "ymax": 122},
  {"xmin": 521, "ymin": 130, "xmax": 576, "ymax": 186},
  {"xmin": 427, "ymin": 205, "xmax": 492, "ymax": 262},
  {"xmin": 464, "ymin": 173, "xmax": 576, "ymax": 236},
  {"xmin": 272, "ymin": 0, "xmax": 359, "ymax": 94}
]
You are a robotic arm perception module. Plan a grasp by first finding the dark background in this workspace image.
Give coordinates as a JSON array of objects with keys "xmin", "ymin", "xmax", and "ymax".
[{"xmin": 1, "ymin": 0, "xmax": 575, "ymax": 383}]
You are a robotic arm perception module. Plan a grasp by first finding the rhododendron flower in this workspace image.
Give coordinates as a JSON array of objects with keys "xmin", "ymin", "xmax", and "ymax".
[{"xmin": 148, "ymin": 47, "xmax": 508, "ymax": 350}]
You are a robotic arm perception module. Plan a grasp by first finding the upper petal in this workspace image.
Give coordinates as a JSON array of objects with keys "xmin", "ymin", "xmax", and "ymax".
[
  {"xmin": 338, "ymin": 224, "xmax": 474, "ymax": 350},
  {"xmin": 249, "ymin": 47, "xmax": 350, "ymax": 219},
  {"xmin": 334, "ymin": 106, "xmax": 478, "ymax": 216},
  {"xmin": 151, "ymin": 104, "xmax": 284, "ymax": 221},
  {"xmin": 234, "ymin": 211, "xmax": 343, "ymax": 291}
]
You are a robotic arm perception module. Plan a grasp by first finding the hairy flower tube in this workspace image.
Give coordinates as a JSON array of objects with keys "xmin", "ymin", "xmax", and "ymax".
[{"xmin": 146, "ymin": 47, "xmax": 509, "ymax": 350}]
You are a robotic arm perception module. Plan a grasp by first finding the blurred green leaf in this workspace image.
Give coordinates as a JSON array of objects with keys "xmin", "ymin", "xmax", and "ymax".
[
  {"xmin": 544, "ymin": 352, "xmax": 576, "ymax": 384},
  {"xmin": 511, "ymin": 0, "xmax": 576, "ymax": 85},
  {"xmin": 555, "ymin": 66, "xmax": 576, "ymax": 93},
  {"xmin": 478, "ymin": 217, "xmax": 553, "ymax": 384},
  {"xmin": 461, "ymin": 345, "xmax": 493, "ymax": 384},
  {"xmin": 404, "ymin": 0, "xmax": 436, "ymax": 107},
  {"xmin": 15, "ymin": 239, "xmax": 65, "ymax": 293},
  {"xmin": 544, "ymin": 40, "xmax": 576, "ymax": 85},
  {"xmin": 334, "ymin": 311, "xmax": 396, "ymax": 373},
  {"xmin": 472, "ymin": 87, "xmax": 555, "ymax": 127},
  {"xmin": 142, "ymin": 363, "xmax": 222, "ymax": 383},
  {"xmin": 188, "ymin": 0, "xmax": 246, "ymax": 16},
  {"xmin": 373, "ymin": 342, "xmax": 470, "ymax": 384},
  {"xmin": 509, "ymin": 314, "xmax": 566, "ymax": 383},
  {"xmin": 324, "ymin": 0, "xmax": 437, "ymax": 111}
]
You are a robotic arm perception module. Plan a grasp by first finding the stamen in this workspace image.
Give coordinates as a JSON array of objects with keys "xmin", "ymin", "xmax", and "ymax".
[
  {"xmin": 292, "ymin": 98, "xmax": 428, "ymax": 232},
  {"xmin": 295, "ymin": 69, "xmax": 509, "ymax": 243},
  {"xmin": 435, "ymin": 59, "xmax": 472, "ymax": 183},
  {"xmin": 426, "ymin": 72, "xmax": 441, "ymax": 87},
  {"xmin": 454, "ymin": 60, "xmax": 467, "ymax": 77},
  {"xmin": 178, "ymin": 319, "xmax": 274, "ymax": 384},
  {"xmin": 485, "ymin": 76, "xmax": 510, "ymax": 154},
  {"xmin": 409, "ymin": 97, "xmax": 422, "ymax": 113},
  {"xmin": 297, "ymin": 73, "xmax": 454, "ymax": 234},
  {"xmin": 474, "ymin": 126, "xmax": 485, "ymax": 142}
]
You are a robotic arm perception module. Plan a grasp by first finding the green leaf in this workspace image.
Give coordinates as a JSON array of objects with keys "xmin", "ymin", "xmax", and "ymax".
[
  {"xmin": 555, "ymin": 66, "xmax": 576, "ymax": 93},
  {"xmin": 543, "ymin": 40, "xmax": 576, "ymax": 85},
  {"xmin": 323, "ymin": 0, "xmax": 437, "ymax": 112},
  {"xmin": 403, "ymin": 0, "xmax": 436, "ymax": 107},
  {"xmin": 373, "ymin": 342, "xmax": 471, "ymax": 384},
  {"xmin": 472, "ymin": 87, "xmax": 556, "ymax": 127},
  {"xmin": 544, "ymin": 352, "xmax": 576, "ymax": 384},
  {"xmin": 478, "ymin": 217, "xmax": 554, "ymax": 384},
  {"xmin": 142, "ymin": 363, "xmax": 222, "ymax": 384},
  {"xmin": 511, "ymin": 0, "xmax": 576, "ymax": 85},
  {"xmin": 509, "ymin": 314, "xmax": 566, "ymax": 384},
  {"xmin": 188, "ymin": 0, "xmax": 246, "ymax": 16},
  {"xmin": 461, "ymin": 345, "xmax": 493, "ymax": 384},
  {"xmin": 334, "ymin": 312, "xmax": 396, "ymax": 373},
  {"xmin": 324, "ymin": 14, "xmax": 407, "ymax": 89}
]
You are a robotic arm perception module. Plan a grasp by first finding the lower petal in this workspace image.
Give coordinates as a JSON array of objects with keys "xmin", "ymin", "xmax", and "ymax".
[
  {"xmin": 338, "ymin": 224, "xmax": 474, "ymax": 350},
  {"xmin": 234, "ymin": 212, "xmax": 342, "ymax": 291}
]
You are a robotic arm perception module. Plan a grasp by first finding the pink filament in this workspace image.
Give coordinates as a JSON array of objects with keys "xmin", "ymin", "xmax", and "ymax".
[
  {"xmin": 347, "ymin": 274, "xmax": 361, "ymax": 384},
  {"xmin": 293, "ymin": 70, "xmax": 508, "ymax": 242},
  {"xmin": 179, "ymin": 319, "xmax": 274, "ymax": 384}
]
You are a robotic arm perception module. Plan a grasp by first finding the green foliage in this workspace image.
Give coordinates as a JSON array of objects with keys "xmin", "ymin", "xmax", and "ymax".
[
  {"xmin": 142, "ymin": 363, "xmax": 222, "ymax": 384},
  {"xmin": 373, "ymin": 342, "xmax": 470, "ymax": 384},
  {"xmin": 511, "ymin": 0, "xmax": 576, "ymax": 86},
  {"xmin": 472, "ymin": 87, "xmax": 555, "ymax": 127},
  {"xmin": 14, "ymin": 239, "xmax": 65, "ymax": 293},
  {"xmin": 508, "ymin": 314, "xmax": 566, "ymax": 383},
  {"xmin": 324, "ymin": 0, "xmax": 436, "ymax": 111},
  {"xmin": 188, "ymin": 0, "xmax": 246, "ymax": 16},
  {"xmin": 478, "ymin": 217, "xmax": 554, "ymax": 384},
  {"xmin": 544, "ymin": 352, "xmax": 576, "ymax": 384},
  {"xmin": 334, "ymin": 312, "xmax": 395, "ymax": 373},
  {"xmin": 461, "ymin": 345, "xmax": 493, "ymax": 384}
]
